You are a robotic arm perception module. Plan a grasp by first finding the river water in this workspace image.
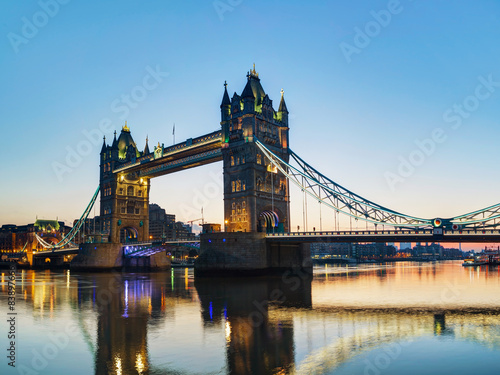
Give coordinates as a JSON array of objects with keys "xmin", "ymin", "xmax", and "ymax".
[{"xmin": 1, "ymin": 261, "xmax": 499, "ymax": 374}]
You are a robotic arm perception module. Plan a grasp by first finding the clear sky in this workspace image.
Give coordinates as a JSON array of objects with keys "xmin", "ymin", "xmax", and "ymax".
[{"xmin": 2, "ymin": 0, "xmax": 500, "ymax": 249}]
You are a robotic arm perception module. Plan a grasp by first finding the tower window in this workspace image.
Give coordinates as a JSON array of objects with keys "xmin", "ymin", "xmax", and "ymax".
[
  {"xmin": 257, "ymin": 154, "xmax": 262, "ymax": 165},
  {"xmin": 231, "ymin": 156, "xmax": 235, "ymax": 166},
  {"xmin": 231, "ymin": 181, "xmax": 235, "ymax": 192}
]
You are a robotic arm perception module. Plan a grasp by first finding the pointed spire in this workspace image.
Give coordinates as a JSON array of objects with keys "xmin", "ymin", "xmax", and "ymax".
[
  {"xmin": 279, "ymin": 88, "xmax": 288, "ymax": 114},
  {"xmin": 241, "ymin": 79, "xmax": 255, "ymax": 99},
  {"xmin": 221, "ymin": 80, "xmax": 231, "ymax": 107},
  {"xmin": 144, "ymin": 136, "xmax": 150, "ymax": 155},
  {"xmin": 111, "ymin": 130, "xmax": 118, "ymax": 149},
  {"xmin": 100, "ymin": 135, "xmax": 107, "ymax": 153}
]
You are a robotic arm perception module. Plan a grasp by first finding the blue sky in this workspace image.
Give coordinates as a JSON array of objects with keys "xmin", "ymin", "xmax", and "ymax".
[{"xmin": 2, "ymin": 0, "xmax": 500, "ymax": 239}]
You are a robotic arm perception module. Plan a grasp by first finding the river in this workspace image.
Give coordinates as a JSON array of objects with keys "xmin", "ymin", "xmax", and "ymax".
[{"xmin": 1, "ymin": 261, "xmax": 499, "ymax": 374}]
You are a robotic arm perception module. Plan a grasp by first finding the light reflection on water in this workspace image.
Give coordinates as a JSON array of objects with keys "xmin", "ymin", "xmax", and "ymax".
[{"xmin": 0, "ymin": 261, "xmax": 498, "ymax": 374}]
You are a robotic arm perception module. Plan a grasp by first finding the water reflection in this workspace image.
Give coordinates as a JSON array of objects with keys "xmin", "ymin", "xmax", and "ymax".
[
  {"xmin": 0, "ymin": 262, "xmax": 499, "ymax": 374},
  {"xmin": 195, "ymin": 275, "xmax": 312, "ymax": 374}
]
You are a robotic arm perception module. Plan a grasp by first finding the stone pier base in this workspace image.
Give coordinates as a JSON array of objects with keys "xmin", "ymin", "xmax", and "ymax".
[
  {"xmin": 71, "ymin": 243, "xmax": 171, "ymax": 271},
  {"xmin": 194, "ymin": 232, "xmax": 312, "ymax": 277},
  {"xmin": 123, "ymin": 252, "xmax": 170, "ymax": 271},
  {"xmin": 71, "ymin": 243, "xmax": 124, "ymax": 271}
]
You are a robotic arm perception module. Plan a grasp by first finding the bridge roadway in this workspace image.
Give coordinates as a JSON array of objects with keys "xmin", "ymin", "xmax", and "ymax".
[
  {"xmin": 33, "ymin": 247, "xmax": 80, "ymax": 257},
  {"xmin": 113, "ymin": 130, "xmax": 223, "ymax": 178},
  {"xmin": 266, "ymin": 229, "xmax": 500, "ymax": 243}
]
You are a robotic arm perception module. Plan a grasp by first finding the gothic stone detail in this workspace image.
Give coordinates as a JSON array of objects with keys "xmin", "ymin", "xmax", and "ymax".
[
  {"xmin": 100, "ymin": 126, "xmax": 151, "ymax": 243},
  {"xmin": 221, "ymin": 68, "xmax": 290, "ymax": 233}
]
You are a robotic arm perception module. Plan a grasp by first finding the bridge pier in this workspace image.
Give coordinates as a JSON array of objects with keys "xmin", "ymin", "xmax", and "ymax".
[
  {"xmin": 71, "ymin": 243, "xmax": 124, "ymax": 270},
  {"xmin": 195, "ymin": 232, "xmax": 312, "ymax": 277},
  {"xmin": 71, "ymin": 243, "xmax": 170, "ymax": 271},
  {"xmin": 123, "ymin": 253, "xmax": 170, "ymax": 271},
  {"xmin": 32, "ymin": 254, "xmax": 66, "ymax": 269}
]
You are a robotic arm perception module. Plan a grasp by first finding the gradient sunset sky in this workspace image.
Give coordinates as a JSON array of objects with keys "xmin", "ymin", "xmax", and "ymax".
[{"xmin": 2, "ymin": 0, "xmax": 500, "ymax": 248}]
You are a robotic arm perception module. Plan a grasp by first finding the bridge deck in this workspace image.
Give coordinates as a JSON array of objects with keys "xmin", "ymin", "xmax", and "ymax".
[
  {"xmin": 33, "ymin": 247, "xmax": 80, "ymax": 256},
  {"xmin": 266, "ymin": 229, "xmax": 500, "ymax": 243}
]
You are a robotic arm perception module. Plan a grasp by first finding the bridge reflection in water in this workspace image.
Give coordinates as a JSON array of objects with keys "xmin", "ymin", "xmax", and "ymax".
[{"xmin": 2, "ymin": 264, "xmax": 500, "ymax": 374}]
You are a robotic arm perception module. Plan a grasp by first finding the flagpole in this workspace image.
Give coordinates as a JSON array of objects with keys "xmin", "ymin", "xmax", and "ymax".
[{"xmin": 173, "ymin": 123, "xmax": 175, "ymax": 145}]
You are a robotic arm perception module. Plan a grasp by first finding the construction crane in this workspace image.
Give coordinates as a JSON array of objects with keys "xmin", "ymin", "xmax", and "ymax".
[
  {"xmin": 187, "ymin": 218, "xmax": 204, "ymax": 226},
  {"xmin": 187, "ymin": 207, "xmax": 205, "ymax": 226}
]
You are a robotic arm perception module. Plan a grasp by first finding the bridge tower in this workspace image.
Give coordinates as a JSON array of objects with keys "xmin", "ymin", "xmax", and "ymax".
[
  {"xmin": 100, "ymin": 124, "xmax": 151, "ymax": 243},
  {"xmin": 221, "ymin": 66, "xmax": 290, "ymax": 232}
]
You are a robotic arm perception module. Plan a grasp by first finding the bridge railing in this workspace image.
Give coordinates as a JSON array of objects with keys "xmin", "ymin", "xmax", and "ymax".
[{"xmin": 266, "ymin": 229, "xmax": 500, "ymax": 237}]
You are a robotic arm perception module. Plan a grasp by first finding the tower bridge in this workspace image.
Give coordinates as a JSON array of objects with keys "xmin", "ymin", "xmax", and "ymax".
[{"xmin": 36, "ymin": 66, "xmax": 500, "ymax": 273}]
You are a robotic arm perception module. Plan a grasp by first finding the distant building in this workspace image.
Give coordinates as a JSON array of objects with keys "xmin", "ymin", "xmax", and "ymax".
[
  {"xmin": 203, "ymin": 223, "xmax": 221, "ymax": 233},
  {"xmin": 310, "ymin": 242, "xmax": 396, "ymax": 259},
  {"xmin": 0, "ymin": 220, "xmax": 71, "ymax": 252},
  {"xmin": 149, "ymin": 203, "xmax": 175, "ymax": 240},
  {"xmin": 173, "ymin": 222, "xmax": 196, "ymax": 240},
  {"xmin": 149, "ymin": 203, "xmax": 196, "ymax": 240},
  {"xmin": 399, "ymin": 242, "xmax": 412, "ymax": 250}
]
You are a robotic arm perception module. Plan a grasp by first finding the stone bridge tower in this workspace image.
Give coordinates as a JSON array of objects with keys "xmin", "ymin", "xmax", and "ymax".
[
  {"xmin": 221, "ymin": 67, "xmax": 290, "ymax": 233},
  {"xmin": 100, "ymin": 124, "xmax": 150, "ymax": 243}
]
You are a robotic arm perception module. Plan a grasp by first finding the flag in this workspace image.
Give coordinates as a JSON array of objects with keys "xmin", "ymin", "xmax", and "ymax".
[{"xmin": 172, "ymin": 123, "xmax": 175, "ymax": 135}]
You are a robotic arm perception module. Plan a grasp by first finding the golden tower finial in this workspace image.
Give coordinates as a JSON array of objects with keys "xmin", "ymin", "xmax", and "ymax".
[
  {"xmin": 250, "ymin": 63, "xmax": 259, "ymax": 78},
  {"xmin": 123, "ymin": 121, "xmax": 130, "ymax": 132},
  {"xmin": 281, "ymin": 88, "xmax": 284, "ymax": 98}
]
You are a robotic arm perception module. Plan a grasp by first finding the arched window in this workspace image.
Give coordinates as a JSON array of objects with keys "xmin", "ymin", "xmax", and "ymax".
[{"xmin": 127, "ymin": 186, "xmax": 134, "ymax": 196}]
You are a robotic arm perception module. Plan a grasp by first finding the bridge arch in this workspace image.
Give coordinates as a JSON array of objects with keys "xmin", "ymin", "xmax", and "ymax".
[
  {"xmin": 258, "ymin": 208, "xmax": 285, "ymax": 233},
  {"xmin": 120, "ymin": 226, "xmax": 138, "ymax": 243}
]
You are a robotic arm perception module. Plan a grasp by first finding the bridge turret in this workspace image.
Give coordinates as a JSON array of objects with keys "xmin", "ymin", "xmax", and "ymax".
[
  {"xmin": 221, "ymin": 81, "xmax": 231, "ymax": 145},
  {"xmin": 221, "ymin": 81, "xmax": 231, "ymax": 120},
  {"xmin": 110, "ymin": 130, "xmax": 119, "ymax": 159},
  {"xmin": 241, "ymin": 81, "xmax": 255, "ymax": 114},
  {"xmin": 277, "ymin": 89, "xmax": 289, "ymax": 126},
  {"xmin": 222, "ymin": 67, "xmax": 290, "ymax": 233},
  {"xmin": 143, "ymin": 136, "xmax": 150, "ymax": 155},
  {"xmin": 117, "ymin": 123, "xmax": 140, "ymax": 161},
  {"xmin": 100, "ymin": 136, "xmax": 107, "ymax": 154}
]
